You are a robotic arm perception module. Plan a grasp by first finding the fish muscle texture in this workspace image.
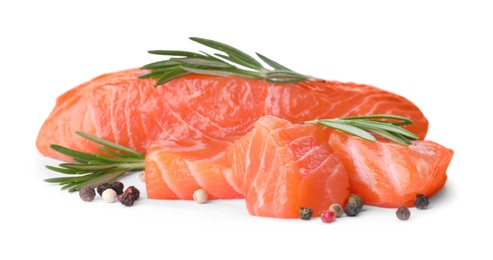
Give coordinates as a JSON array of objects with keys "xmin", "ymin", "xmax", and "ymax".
[
  {"xmin": 229, "ymin": 116, "xmax": 350, "ymax": 218},
  {"xmin": 145, "ymin": 139, "xmax": 242, "ymax": 200},
  {"xmin": 329, "ymin": 132, "xmax": 454, "ymax": 207},
  {"xmin": 37, "ymin": 69, "xmax": 429, "ymax": 161}
]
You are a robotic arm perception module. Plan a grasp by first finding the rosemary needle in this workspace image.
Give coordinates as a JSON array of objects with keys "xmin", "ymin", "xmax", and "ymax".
[
  {"xmin": 44, "ymin": 132, "xmax": 145, "ymax": 192},
  {"xmin": 304, "ymin": 114, "xmax": 418, "ymax": 145},
  {"xmin": 140, "ymin": 37, "xmax": 311, "ymax": 86}
]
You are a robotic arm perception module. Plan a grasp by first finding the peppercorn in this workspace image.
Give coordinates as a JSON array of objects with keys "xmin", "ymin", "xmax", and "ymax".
[
  {"xmin": 120, "ymin": 193, "xmax": 136, "ymax": 207},
  {"xmin": 321, "ymin": 210, "xmax": 336, "ymax": 223},
  {"xmin": 102, "ymin": 188, "xmax": 117, "ymax": 203},
  {"xmin": 97, "ymin": 183, "xmax": 112, "ymax": 196},
  {"xmin": 79, "ymin": 186, "xmax": 96, "ymax": 202},
  {"xmin": 193, "ymin": 189, "xmax": 208, "ymax": 204},
  {"xmin": 299, "ymin": 207, "xmax": 313, "ymax": 220},
  {"xmin": 347, "ymin": 194, "xmax": 364, "ymax": 210},
  {"xmin": 138, "ymin": 171, "xmax": 146, "ymax": 182},
  {"xmin": 396, "ymin": 206, "xmax": 411, "ymax": 220},
  {"xmin": 125, "ymin": 186, "xmax": 140, "ymax": 200},
  {"xmin": 344, "ymin": 202, "xmax": 360, "ymax": 217},
  {"xmin": 329, "ymin": 204, "xmax": 343, "ymax": 218},
  {"xmin": 111, "ymin": 181, "xmax": 124, "ymax": 195},
  {"xmin": 414, "ymin": 194, "xmax": 429, "ymax": 209}
]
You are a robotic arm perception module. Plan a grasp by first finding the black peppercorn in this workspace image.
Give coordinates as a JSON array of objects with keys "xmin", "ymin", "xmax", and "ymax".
[
  {"xmin": 113, "ymin": 181, "xmax": 124, "ymax": 191},
  {"xmin": 299, "ymin": 207, "xmax": 313, "ymax": 220},
  {"xmin": 79, "ymin": 186, "xmax": 96, "ymax": 202},
  {"xmin": 414, "ymin": 194, "xmax": 429, "ymax": 209},
  {"xmin": 344, "ymin": 202, "xmax": 360, "ymax": 216},
  {"xmin": 125, "ymin": 186, "xmax": 140, "ymax": 200},
  {"xmin": 396, "ymin": 206, "xmax": 411, "ymax": 220},
  {"xmin": 110, "ymin": 182, "xmax": 124, "ymax": 195},
  {"xmin": 120, "ymin": 193, "xmax": 136, "ymax": 207},
  {"xmin": 348, "ymin": 194, "xmax": 364, "ymax": 210},
  {"xmin": 97, "ymin": 183, "xmax": 112, "ymax": 196}
]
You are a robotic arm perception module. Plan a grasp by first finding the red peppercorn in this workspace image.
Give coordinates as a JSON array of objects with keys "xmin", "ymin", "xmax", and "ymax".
[{"xmin": 321, "ymin": 210, "xmax": 336, "ymax": 223}]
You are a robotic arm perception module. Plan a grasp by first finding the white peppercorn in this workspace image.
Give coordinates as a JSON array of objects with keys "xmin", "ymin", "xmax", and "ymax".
[{"xmin": 193, "ymin": 189, "xmax": 208, "ymax": 204}]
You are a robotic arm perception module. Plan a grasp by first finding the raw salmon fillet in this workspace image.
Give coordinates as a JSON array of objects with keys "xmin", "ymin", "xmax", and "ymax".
[
  {"xmin": 145, "ymin": 139, "xmax": 242, "ymax": 200},
  {"xmin": 37, "ymin": 68, "xmax": 429, "ymax": 161},
  {"xmin": 228, "ymin": 116, "xmax": 350, "ymax": 218},
  {"xmin": 329, "ymin": 132, "xmax": 454, "ymax": 207}
]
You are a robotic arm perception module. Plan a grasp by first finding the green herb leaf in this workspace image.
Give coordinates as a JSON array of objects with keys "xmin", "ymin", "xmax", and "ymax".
[
  {"xmin": 190, "ymin": 37, "xmax": 264, "ymax": 70},
  {"xmin": 370, "ymin": 129, "xmax": 412, "ymax": 145},
  {"xmin": 76, "ymin": 132, "xmax": 144, "ymax": 159},
  {"xmin": 148, "ymin": 50, "xmax": 206, "ymax": 58},
  {"xmin": 340, "ymin": 114, "xmax": 414, "ymax": 126},
  {"xmin": 155, "ymin": 69, "xmax": 191, "ymax": 86},
  {"xmin": 256, "ymin": 53, "xmax": 293, "ymax": 71},
  {"xmin": 45, "ymin": 132, "xmax": 145, "ymax": 192},
  {"xmin": 305, "ymin": 114, "xmax": 417, "ymax": 145},
  {"xmin": 141, "ymin": 60, "xmax": 182, "ymax": 70},
  {"xmin": 140, "ymin": 37, "xmax": 310, "ymax": 86},
  {"xmin": 172, "ymin": 58, "xmax": 233, "ymax": 69},
  {"xmin": 311, "ymin": 120, "xmax": 376, "ymax": 142},
  {"xmin": 181, "ymin": 66, "xmax": 260, "ymax": 79},
  {"xmin": 49, "ymin": 144, "xmax": 98, "ymax": 163}
]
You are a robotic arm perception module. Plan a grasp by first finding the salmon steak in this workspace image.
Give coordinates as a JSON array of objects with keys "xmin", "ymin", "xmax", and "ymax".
[
  {"xmin": 228, "ymin": 116, "xmax": 350, "ymax": 218},
  {"xmin": 36, "ymin": 69, "xmax": 429, "ymax": 161},
  {"xmin": 329, "ymin": 132, "xmax": 454, "ymax": 207}
]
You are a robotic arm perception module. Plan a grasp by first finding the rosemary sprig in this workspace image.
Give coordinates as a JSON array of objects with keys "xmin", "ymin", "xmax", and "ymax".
[
  {"xmin": 44, "ymin": 132, "xmax": 145, "ymax": 192},
  {"xmin": 304, "ymin": 114, "xmax": 418, "ymax": 145},
  {"xmin": 140, "ymin": 37, "xmax": 311, "ymax": 86}
]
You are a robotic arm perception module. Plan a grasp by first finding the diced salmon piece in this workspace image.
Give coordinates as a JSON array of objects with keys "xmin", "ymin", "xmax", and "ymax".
[
  {"xmin": 145, "ymin": 139, "xmax": 242, "ymax": 200},
  {"xmin": 229, "ymin": 116, "xmax": 350, "ymax": 218},
  {"xmin": 329, "ymin": 132, "xmax": 454, "ymax": 207}
]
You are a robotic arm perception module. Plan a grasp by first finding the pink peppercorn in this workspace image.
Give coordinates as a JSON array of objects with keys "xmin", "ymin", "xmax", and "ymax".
[{"xmin": 321, "ymin": 210, "xmax": 336, "ymax": 223}]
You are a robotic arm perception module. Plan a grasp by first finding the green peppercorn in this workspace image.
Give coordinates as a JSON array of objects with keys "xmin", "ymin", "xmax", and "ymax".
[
  {"xmin": 396, "ymin": 206, "xmax": 411, "ymax": 220},
  {"xmin": 348, "ymin": 194, "xmax": 364, "ymax": 210},
  {"xmin": 414, "ymin": 194, "xmax": 429, "ymax": 209},
  {"xmin": 329, "ymin": 204, "xmax": 343, "ymax": 218},
  {"xmin": 299, "ymin": 207, "xmax": 313, "ymax": 220},
  {"xmin": 79, "ymin": 186, "xmax": 96, "ymax": 202}
]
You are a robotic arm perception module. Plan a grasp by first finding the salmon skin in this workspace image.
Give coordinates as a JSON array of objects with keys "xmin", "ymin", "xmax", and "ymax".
[
  {"xmin": 36, "ymin": 68, "xmax": 428, "ymax": 161},
  {"xmin": 329, "ymin": 132, "xmax": 454, "ymax": 207}
]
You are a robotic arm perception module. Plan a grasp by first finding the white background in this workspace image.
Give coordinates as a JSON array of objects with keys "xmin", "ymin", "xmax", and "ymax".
[{"xmin": 1, "ymin": 0, "xmax": 492, "ymax": 259}]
